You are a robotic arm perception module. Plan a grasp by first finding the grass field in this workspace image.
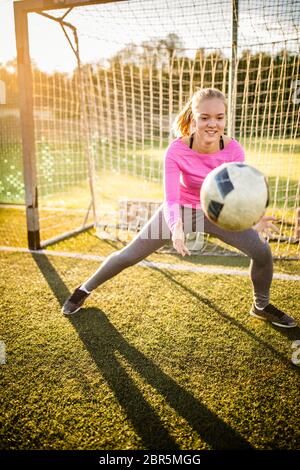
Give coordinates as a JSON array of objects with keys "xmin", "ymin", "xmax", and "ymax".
[
  {"xmin": 1, "ymin": 206, "xmax": 299, "ymax": 259},
  {"xmin": 0, "ymin": 232, "xmax": 300, "ymax": 450},
  {"xmin": 1, "ymin": 164, "xmax": 299, "ymax": 259},
  {"xmin": 1, "ymin": 137, "xmax": 299, "ymax": 255},
  {"xmin": 1, "ymin": 138, "xmax": 300, "ymax": 205},
  {"xmin": 1, "ymin": 136, "xmax": 299, "ymax": 450}
]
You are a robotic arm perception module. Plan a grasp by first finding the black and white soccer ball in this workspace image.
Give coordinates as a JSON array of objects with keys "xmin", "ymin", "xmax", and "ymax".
[{"xmin": 200, "ymin": 163, "xmax": 269, "ymax": 231}]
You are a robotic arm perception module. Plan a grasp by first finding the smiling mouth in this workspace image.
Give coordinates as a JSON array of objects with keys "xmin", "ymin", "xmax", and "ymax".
[{"xmin": 206, "ymin": 131, "xmax": 217, "ymax": 135}]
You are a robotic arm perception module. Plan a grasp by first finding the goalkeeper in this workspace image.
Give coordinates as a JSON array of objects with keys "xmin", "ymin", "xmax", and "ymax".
[{"xmin": 62, "ymin": 88, "xmax": 297, "ymax": 328}]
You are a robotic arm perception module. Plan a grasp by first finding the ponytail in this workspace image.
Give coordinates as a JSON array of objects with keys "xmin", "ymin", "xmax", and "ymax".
[{"xmin": 172, "ymin": 98, "xmax": 193, "ymax": 138}]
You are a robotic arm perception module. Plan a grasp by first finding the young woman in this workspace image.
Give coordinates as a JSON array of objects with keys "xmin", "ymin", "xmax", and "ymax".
[{"xmin": 62, "ymin": 88, "xmax": 297, "ymax": 328}]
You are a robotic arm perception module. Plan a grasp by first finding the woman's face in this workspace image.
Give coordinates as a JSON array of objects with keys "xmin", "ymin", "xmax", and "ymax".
[{"xmin": 192, "ymin": 98, "xmax": 226, "ymax": 144}]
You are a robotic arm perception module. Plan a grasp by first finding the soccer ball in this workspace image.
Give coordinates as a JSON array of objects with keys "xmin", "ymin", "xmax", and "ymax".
[{"xmin": 200, "ymin": 162, "xmax": 269, "ymax": 231}]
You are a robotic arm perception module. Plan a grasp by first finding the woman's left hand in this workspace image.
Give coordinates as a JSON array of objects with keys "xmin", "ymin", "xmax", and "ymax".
[{"xmin": 253, "ymin": 215, "xmax": 280, "ymax": 241}]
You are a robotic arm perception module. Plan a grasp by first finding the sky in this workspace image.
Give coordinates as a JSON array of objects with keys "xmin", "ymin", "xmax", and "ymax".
[
  {"xmin": 1, "ymin": 0, "xmax": 230, "ymax": 73},
  {"xmin": 0, "ymin": 0, "xmax": 17, "ymax": 65},
  {"xmin": 0, "ymin": 0, "xmax": 299, "ymax": 74},
  {"xmin": 0, "ymin": 0, "xmax": 80, "ymax": 72}
]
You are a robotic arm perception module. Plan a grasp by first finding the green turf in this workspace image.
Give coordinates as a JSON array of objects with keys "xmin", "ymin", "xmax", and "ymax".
[
  {"xmin": 1, "ymin": 139, "xmax": 299, "ymax": 207},
  {"xmin": 1, "ymin": 203, "xmax": 299, "ymax": 259},
  {"xmin": 0, "ymin": 244, "xmax": 299, "ymax": 450}
]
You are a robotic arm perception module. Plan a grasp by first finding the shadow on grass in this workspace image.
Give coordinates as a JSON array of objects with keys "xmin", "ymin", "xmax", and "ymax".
[
  {"xmin": 32, "ymin": 252, "xmax": 253, "ymax": 450},
  {"xmin": 271, "ymin": 324, "xmax": 300, "ymax": 342},
  {"xmin": 151, "ymin": 267, "xmax": 300, "ymax": 374}
]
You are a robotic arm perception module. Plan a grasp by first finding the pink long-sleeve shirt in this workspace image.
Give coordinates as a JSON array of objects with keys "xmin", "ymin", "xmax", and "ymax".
[{"xmin": 163, "ymin": 137, "xmax": 245, "ymax": 233}]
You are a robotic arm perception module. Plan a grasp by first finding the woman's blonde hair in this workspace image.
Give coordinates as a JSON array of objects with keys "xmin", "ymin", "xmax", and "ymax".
[{"xmin": 172, "ymin": 88, "xmax": 227, "ymax": 137}]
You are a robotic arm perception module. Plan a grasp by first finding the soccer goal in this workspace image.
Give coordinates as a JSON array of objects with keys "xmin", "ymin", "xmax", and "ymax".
[{"xmin": 1, "ymin": 0, "xmax": 299, "ymax": 258}]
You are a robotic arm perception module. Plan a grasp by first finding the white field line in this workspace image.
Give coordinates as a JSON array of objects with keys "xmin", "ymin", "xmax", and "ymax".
[{"xmin": 1, "ymin": 246, "xmax": 300, "ymax": 281}]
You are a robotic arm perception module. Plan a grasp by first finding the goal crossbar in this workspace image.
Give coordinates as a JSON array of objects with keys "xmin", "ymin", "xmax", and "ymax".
[{"xmin": 14, "ymin": 0, "xmax": 125, "ymax": 14}]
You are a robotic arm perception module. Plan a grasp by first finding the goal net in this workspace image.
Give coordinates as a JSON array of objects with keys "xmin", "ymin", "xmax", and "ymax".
[{"xmin": 1, "ymin": 0, "xmax": 299, "ymax": 258}]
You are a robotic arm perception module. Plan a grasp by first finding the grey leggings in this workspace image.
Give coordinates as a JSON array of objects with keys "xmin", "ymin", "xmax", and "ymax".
[{"xmin": 83, "ymin": 204, "xmax": 273, "ymax": 309}]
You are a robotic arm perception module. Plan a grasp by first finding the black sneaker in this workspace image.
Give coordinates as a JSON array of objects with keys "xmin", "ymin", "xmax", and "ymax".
[
  {"xmin": 61, "ymin": 287, "xmax": 90, "ymax": 315},
  {"xmin": 250, "ymin": 303, "xmax": 297, "ymax": 328}
]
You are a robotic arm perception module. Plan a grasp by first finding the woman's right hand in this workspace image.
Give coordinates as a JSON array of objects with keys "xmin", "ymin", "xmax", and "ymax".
[{"xmin": 172, "ymin": 219, "xmax": 191, "ymax": 257}]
